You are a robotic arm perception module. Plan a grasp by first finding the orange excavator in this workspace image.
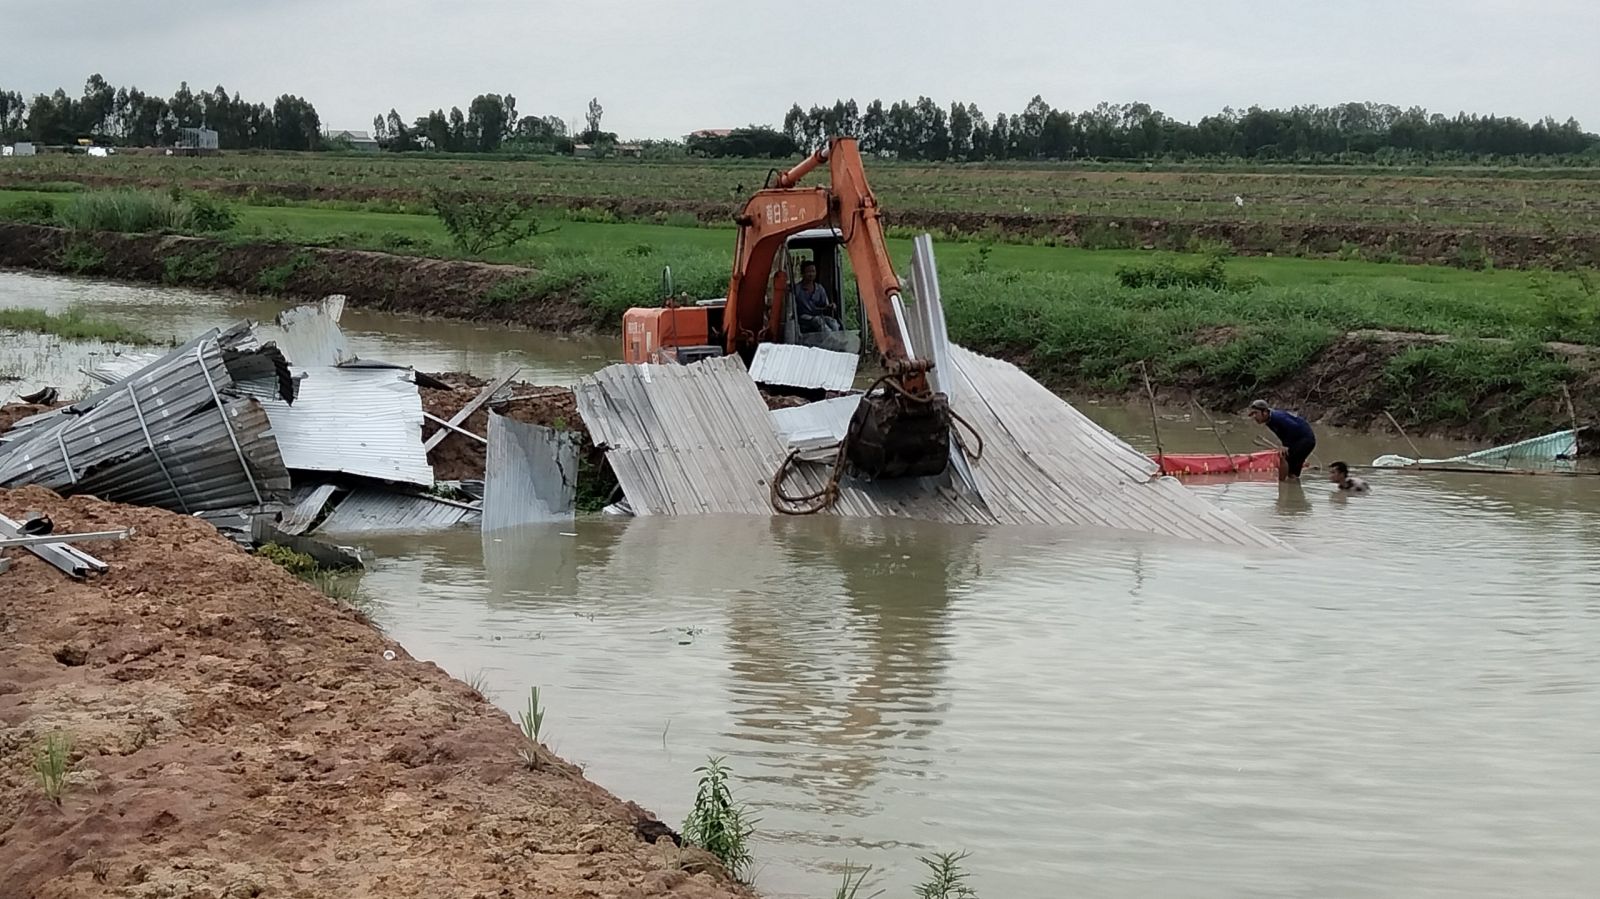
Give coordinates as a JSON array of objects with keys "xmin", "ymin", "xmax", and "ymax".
[{"xmin": 620, "ymin": 137, "xmax": 954, "ymax": 481}]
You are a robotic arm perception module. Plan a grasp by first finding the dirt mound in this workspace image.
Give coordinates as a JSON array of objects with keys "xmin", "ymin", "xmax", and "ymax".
[
  {"xmin": 418, "ymin": 374, "xmax": 589, "ymax": 482},
  {"xmin": 0, "ymin": 487, "xmax": 750, "ymax": 899},
  {"xmin": 0, "ymin": 403, "xmax": 55, "ymax": 435},
  {"xmin": 0, "ymin": 223, "xmax": 599, "ymax": 331}
]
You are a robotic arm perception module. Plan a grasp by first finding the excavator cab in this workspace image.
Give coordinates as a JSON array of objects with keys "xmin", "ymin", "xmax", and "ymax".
[{"xmin": 776, "ymin": 229, "xmax": 862, "ymax": 356}]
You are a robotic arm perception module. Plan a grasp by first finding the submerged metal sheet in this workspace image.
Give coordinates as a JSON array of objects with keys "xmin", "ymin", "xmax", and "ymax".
[
  {"xmin": 1373, "ymin": 428, "xmax": 1579, "ymax": 468},
  {"xmin": 276, "ymin": 295, "xmax": 352, "ymax": 368},
  {"xmin": 769, "ymin": 394, "xmax": 861, "ymax": 451},
  {"xmin": 945, "ymin": 345, "xmax": 1283, "ymax": 548},
  {"xmin": 574, "ymin": 358, "xmax": 989, "ymax": 522},
  {"xmin": 315, "ymin": 488, "xmax": 480, "ymax": 534},
  {"xmin": 747, "ymin": 343, "xmax": 859, "ymax": 392},
  {"xmin": 278, "ymin": 483, "xmax": 339, "ymax": 536},
  {"xmin": 256, "ymin": 367, "xmax": 434, "ymax": 486},
  {"xmin": 483, "ymin": 412, "xmax": 578, "ymax": 531}
]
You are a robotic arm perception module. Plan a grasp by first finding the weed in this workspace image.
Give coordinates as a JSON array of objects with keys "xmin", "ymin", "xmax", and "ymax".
[
  {"xmin": 59, "ymin": 190, "xmax": 193, "ymax": 233},
  {"xmin": 833, "ymin": 862, "xmax": 882, "ymax": 899},
  {"xmin": 35, "ymin": 731, "xmax": 72, "ymax": 805},
  {"xmin": 1077, "ymin": 221, "xmax": 1136, "ymax": 250},
  {"xmin": 1115, "ymin": 253, "xmax": 1237, "ymax": 291},
  {"xmin": 255, "ymin": 251, "xmax": 317, "ymax": 293},
  {"xmin": 0, "ymin": 307, "xmax": 159, "ymax": 344},
  {"xmin": 465, "ymin": 669, "xmax": 493, "ymax": 699},
  {"xmin": 184, "ymin": 192, "xmax": 240, "ymax": 232},
  {"xmin": 58, "ymin": 239, "xmax": 105, "ymax": 274},
  {"xmin": 161, "ymin": 249, "xmax": 221, "ymax": 285},
  {"xmin": 2, "ymin": 196, "xmax": 58, "ymax": 225},
  {"xmin": 255, "ymin": 543, "xmax": 318, "ymax": 576},
  {"xmin": 962, "ymin": 243, "xmax": 993, "ymax": 275},
  {"xmin": 682, "ymin": 756, "xmax": 757, "ymax": 881},
  {"xmin": 914, "ymin": 851, "xmax": 978, "ymax": 899},
  {"xmin": 517, "ymin": 686, "xmax": 546, "ymax": 769}
]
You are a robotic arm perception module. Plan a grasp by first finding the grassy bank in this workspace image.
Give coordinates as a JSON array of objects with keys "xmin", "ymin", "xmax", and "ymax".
[
  {"xmin": 0, "ymin": 306, "xmax": 159, "ymax": 344},
  {"xmin": 1, "ymin": 187, "xmax": 1595, "ymax": 439}
]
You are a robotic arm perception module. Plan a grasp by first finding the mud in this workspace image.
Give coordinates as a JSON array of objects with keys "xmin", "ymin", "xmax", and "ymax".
[
  {"xmin": 0, "ymin": 487, "xmax": 752, "ymax": 899},
  {"xmin": 0, "ymin": 402, "xmax": 56, "ymax": 435},
  {"xmin": 0, "ymin": 223, "xmax": 597, "ymax": 332},
  {"xmin": 418, "ymin": 373, "xmax": 589, "ymax": 482}
]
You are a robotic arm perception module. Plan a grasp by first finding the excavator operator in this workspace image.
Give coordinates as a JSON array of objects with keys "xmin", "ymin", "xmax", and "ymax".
[{"xmin": 793, "ymin": 260, "xmax": 841, "ymax": 332}]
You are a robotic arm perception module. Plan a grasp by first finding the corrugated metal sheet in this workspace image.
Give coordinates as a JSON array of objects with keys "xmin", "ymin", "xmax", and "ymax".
[
  {"xmin": 315, "ymin": 488, "xmax": 479, "ymax": 534},
  {"xmin": 1373, "ymin": 428, "xmax": 1578, "ymax": 469},
  {"xmin": 278, "ymin": 483, "xmax": 339, "ymax": 535},
  {"xmin": 254, "ymin": 367, "xmax": 435, "ymax": 486},
  {"xmin": 0, "ymin": 336, "xmax": 291, "ymax": 512},
  {"xmin": 906, "ymin": 235, "xmax": 977, "ymax": 494},
  {"xmin": 747, "ymin": 343, "xmax": 859, "ymax": 392},
  {"xmin": 275, "ymin": 296, "xmax": 352, "ymax": 368},
  {"xmin": 770, "ymin": 394, "xmax": 861, "ymax": 451},
  {"xmin": 84, "ymin": 351, "xmax": 162, "ymax": 385},
  {"xmin": 945, "ymin": 345, "xmax": 1283, "ymax": 548},
  {"xmin": 483, "ymin": 411, "xmax": 578, "ymax": 531},
  {"xmin": 573, "ymin": 358, "xmax": 989, "ymax": 523}
]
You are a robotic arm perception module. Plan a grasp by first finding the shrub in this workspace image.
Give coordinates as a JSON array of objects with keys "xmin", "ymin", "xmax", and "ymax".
[
  {"xmin": 429, "ymin": 189, "xmax": 544, "ymax": 255},
  {"xmin": 185, "ymin": 192, "xmax": 240, "ymax": 232},
  {"xmin": 59, "ymin": 190, "xmax": 192, "ymax": 233},
  {"xmin": 683, "ymin": 757, "xmax": 757, "ymax": 880}
]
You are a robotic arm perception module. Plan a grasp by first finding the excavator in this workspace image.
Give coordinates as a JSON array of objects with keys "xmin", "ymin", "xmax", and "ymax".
[{"xmin": 620, "ymin": 137, "xmax": 954, "ymax": 481}]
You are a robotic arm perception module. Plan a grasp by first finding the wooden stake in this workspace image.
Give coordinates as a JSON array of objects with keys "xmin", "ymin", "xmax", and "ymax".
[
  {"xmin": 1138, "ymin": 361, "xmax": 1164, "ymax": 460},
  {"xmin": 1189, "ymin": 396, "xmax": 1238, "ymax": 472},
  {"xmin": 1560, "ymin": 383, "xmax": 1580, "ymax": 435},
  {"xmin": 1383, "ymin": 409, "xmax": 1425, "ymax": 459}
]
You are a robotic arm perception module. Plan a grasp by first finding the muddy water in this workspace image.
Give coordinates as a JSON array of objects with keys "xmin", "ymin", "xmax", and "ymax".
[
  {"xmin": 9, "ymin": 272, "xmax": 1600, "ymax": 898},
  {"xmin": 0, "ymin": 270, "xmax": 613, "ymax": 399}
]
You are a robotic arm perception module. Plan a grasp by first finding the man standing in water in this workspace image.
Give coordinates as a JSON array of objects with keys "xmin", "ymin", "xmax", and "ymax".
[{"xmin": 1248, "ymin": 399, "xmax": 1316, "ymax": 480}]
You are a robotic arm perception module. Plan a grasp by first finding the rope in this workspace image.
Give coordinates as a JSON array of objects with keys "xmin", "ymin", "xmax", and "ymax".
[{"xmin": 768, "ymin": 372, "xmax": 979, "ymax": 515}]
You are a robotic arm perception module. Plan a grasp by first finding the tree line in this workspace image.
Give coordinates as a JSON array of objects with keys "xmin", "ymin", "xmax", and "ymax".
[
  {"xmin": 782, "ymin": 97, "xmax": 1599, "ymax": 163},
  {"xmin": 0, "ymin": 75, "xmax": 322, "ymax": 150},
  {"xmin": 368, "ymin": 95, "xmax": 601, "ymax": 154}
]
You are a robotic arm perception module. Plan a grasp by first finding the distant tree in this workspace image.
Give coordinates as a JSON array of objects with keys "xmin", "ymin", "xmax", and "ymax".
[
  {"xmin": 169, "ymin": 81, "xmax": 202, "ymax": 129},
  {"xmin": 429, "ymin": 189, "xmax": 545, "ymax": 254},
  {"xmin": 948, "ymin": 101, "xmax": 972, "ymax": 161},
  {"xmin": 271, "ymin": 94, "xmax": 321, "ymax": 150},
  {"xmin": 415, "ymin": 109, "xmax": 451, "ymax": 151},
  {"xmin": 448, "ymin": 106, "xmax": 466, "ymax": 151},
  {"xmin": 81, "ymin": 74, "xmax": 116, "ymax": 137},
  {"xmin": 466, "ymin": 93, "xmax": 510, "ymax": 152},
  {"xmin": 0, "ymin": 90, "xmax": 27, "ymax": 141},
  {"xmin": 583, "ymin": 97, "xmax": 603, "ymax": 143},
  {"xmin": 860, "ymin": 100, "xmax": 886, "ymax": 154},
  {"xmin": 687, "ymin": 126, "xmax": 796, "ymax": 158}
]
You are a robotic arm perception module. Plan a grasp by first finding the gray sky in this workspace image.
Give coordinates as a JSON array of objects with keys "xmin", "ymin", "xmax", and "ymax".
[{"xmin": 12, "ymin": 0, "xmax": 1600, "ymax": 137}]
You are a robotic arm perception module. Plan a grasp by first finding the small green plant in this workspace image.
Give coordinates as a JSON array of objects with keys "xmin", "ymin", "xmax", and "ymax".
[
  {"xmin": 429, "ymin": 189, "xmax": 545, "ymax": 255},
  {"xmin": 35, "ymin": 731, "xmax": 73, "ymax": 805},
  {"xmin": 465, "ymin": 669, "xmax": 493, "ymax": 699},
  {"xmin": 184, "ymin": 192, "xmax": 240, "ymax": 232},
  {"xmin": 833, "ymin": 862, "xmax": 882, "ymax": 899},
  {"xmin": 255, "ymin": 250, "xmax": 317, "ymax": 293},
  {"xmin": 255, "ymin": 542, "xmax": 318, "ymax": 576},
  {"xmin": 58, "ymin": 238, "xmax": 105, "ymax": 274},
  {"xmin": 914, "ymin": 851, "xmax": 978, "ymax": 899},
  {"xmin": 59, "ymin": 189, "xmax": 191, "ymax": 233},
  {"xmin": 682, "ymin": 756, "xmax": 757, "ymax": 881},
  {"xmin": 962, "ymin": 243, "xmax": 993, "ymax": 275},
  {"xmin": 2, "ymin": 196, "xmax": 58, "ymax": 225},
  {"xmin": 161, "ymin": 250, "xmax": 221, "ymax": 285},
  {"xmin": 517, "ymin": 686, "xmax": 546, "ymax": 769}
]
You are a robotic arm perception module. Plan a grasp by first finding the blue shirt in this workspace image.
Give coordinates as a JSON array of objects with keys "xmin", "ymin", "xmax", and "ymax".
[
  {"xmin": 793, "ymin": 281, "xmax": 830, "ymax": 317},
  {"xmin": 1266, "ymin": 410, "xmax": 1315, "ymax": 446}
]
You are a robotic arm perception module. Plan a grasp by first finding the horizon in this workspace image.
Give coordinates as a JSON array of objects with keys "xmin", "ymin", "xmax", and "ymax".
[{"xmin": 9, "ymin": 0, "xmax": 1598, "ymax": 141}]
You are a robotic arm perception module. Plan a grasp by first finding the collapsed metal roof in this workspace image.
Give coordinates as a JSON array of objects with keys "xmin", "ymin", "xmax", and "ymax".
[
  {"xmin": 314, "ymin": 488, "xmax": 479, "ymax": 534},
  {"xmin": 747, "ymin": 343, "xmax": 859, "ymax": 392},
  {"xmin": 482, "ymin": 411, "xmax": 578, "ymax": 531},
  {"xmin": 0, "ymin": 331, "xmax": 291, "ymax": 513},
  {"xmin": 249, "ymin": 366, "xmax": 434, "ymax": 487}
]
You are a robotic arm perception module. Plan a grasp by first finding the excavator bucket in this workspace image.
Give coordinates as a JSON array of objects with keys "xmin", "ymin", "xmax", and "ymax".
[{"xmin": 844, "ymin": 389, "xmax": 954, "ymax": 480}]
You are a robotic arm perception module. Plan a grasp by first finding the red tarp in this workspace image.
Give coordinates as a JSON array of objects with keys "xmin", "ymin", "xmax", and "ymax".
[{"xmin": 1153, "ymin": 449, "xmax": 1284, "ymax": 476}]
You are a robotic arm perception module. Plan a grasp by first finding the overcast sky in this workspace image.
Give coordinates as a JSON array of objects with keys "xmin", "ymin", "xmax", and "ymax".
[{"xmin": 11, "ymin": 0, "xmax": 1599, "ymax": 137}]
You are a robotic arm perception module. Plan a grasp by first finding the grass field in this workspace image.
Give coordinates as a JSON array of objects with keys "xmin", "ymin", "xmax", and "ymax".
[
  {"xmin": 4, "ymin": 152, "xmax": 1600, "ymax": 236},
  {"xmin": 3, "ymin": 181, "xmax": 1595, "ymax": 437}
]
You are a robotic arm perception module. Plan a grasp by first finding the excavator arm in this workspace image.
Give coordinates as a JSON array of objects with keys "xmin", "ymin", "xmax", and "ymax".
[
  {"xmin": 726, "ymin": 137, "xmax": 951, "ymax": 482},
  {"xmin": 725, "ymin": 138, "xmax": 928, "ymax": 393}
]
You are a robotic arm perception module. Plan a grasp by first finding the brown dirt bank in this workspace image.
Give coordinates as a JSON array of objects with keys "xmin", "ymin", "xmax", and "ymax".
[
  {"xmin": 4, "ymin": 171, "xmax": 1596, "ymax": 268},
  {"xmin": 1128, "ymin": 330, "xmax": 1600, "ymax": 441},
  {"xmin": 0, "ymin": 487, "xmax": 752, "ymax": 899},
  {"xmin": 0, "ymin": 222, "xmax": 596, "ymax": 331}
]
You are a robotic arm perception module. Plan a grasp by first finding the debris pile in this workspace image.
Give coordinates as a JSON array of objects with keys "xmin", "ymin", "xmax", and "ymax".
[{"xmin": 0, "ymin": 296, "xmax": 583, "ymax": 579}]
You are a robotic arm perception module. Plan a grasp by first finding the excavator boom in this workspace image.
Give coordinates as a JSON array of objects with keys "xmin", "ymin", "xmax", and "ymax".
[{"xmin": 724, "ymin": 138, "xmax": 951, "ymax": 481}]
